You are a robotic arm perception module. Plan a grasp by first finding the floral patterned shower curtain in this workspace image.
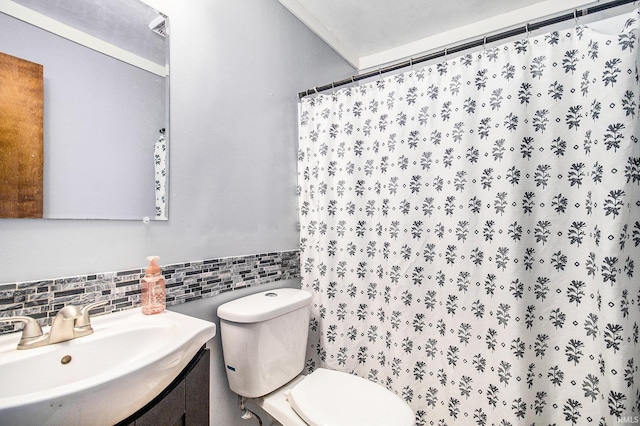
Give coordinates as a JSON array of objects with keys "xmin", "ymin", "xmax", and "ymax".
[
  {"xmin": 154, "ymin": 128, "xmax": 167, "ymax": 219},
  {"xmin": 297, "ymin": 9, "xmax": 640, "ymax": 426}
]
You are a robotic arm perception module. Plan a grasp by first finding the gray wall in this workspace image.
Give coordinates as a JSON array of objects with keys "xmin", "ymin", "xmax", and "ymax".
[
  {"xmin": 1, "ymin": 1, "xmax": 352, "ymax": 424},
  {"xmin": 0, "ymin": 0, "xmax": 353, "ymax": 283}
]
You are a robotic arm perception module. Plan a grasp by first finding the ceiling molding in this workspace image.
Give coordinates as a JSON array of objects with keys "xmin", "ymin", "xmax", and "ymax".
[
  {"xmin": 358, "ymin": 0, "xmax": 599, "ymax": 70},
  {"xmin": 276, "ymin": 0, "xmax": 360, "ymax": 68},
  {"xmin": 0, "ymin": 0, "xmax": 167, "ymax": 76},
  {"xmin": 279, "ymin": 0, "xmax": 613, "ymax": 72}
]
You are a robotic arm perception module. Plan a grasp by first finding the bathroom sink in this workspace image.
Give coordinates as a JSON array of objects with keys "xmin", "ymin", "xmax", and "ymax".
[{"xmin": 0, "ymin": 308, "xmax": 216, "ymax": 425}]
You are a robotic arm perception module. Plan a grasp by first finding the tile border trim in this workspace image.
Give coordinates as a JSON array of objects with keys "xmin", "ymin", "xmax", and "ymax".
[{"xmin": 0, "ymin": 250, "xmax": 300, "ymax": 335}]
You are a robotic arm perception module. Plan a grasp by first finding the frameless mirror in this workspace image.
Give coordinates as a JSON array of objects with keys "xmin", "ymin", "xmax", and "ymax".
[{"xmin": 0, "ymin": 0, "xmax": 169, "ymax": 220}]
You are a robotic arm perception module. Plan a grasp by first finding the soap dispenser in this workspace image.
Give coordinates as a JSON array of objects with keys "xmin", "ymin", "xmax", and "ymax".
[{"xmin": 141, "ymin": 256, "xmax": 166, "ymax": 315}]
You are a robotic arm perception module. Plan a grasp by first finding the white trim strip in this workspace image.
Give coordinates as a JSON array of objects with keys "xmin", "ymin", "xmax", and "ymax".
[
  {"xmin": 359, "ymin": 0, "xmax": 600, "ymax": 70},
  {"xmin": 0, "ymin": 0, "xmax": 167, "ymax": 77}
]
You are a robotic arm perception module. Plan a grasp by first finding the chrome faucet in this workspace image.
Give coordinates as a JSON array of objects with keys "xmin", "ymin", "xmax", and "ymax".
[
  {"xmin": 48, "ymin": 305, "xmax": 83, "ymax": 344},
  {"xmin": 0, "ymin": 315, "xmax": 44, "ymax": 349},
  {"xmin": 75, "ymin": 301, "xmax": 108, "ymax": 337},
  {"xmin": 0, "ymin": 300, "xmax": 108, "ymax": 350}
]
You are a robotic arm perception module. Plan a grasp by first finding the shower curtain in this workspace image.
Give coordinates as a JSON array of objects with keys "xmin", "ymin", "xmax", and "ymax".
[
  {"xmin": 297, "ymin": 9, "xmax": 640, "ymax": 425},
  {"xmin": 154, "ymin": 128, "xmax": 167, "ymax": 219}
]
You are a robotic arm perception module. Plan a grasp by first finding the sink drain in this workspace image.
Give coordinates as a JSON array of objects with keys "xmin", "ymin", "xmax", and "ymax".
[{"xmin": 60, "ymin": 355, "xmax": 72, "ymax": 365}]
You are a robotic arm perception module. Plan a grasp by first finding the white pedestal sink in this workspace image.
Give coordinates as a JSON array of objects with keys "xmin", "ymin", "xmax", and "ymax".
[{"xmin": 0, "ymin": 308, "xmax": 216, "ymax": 425}]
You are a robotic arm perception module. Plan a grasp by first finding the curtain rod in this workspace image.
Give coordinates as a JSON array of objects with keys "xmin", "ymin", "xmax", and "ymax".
[{"xmin": 298, "ymin": 0, "xmax": 636, "ymax": 99}]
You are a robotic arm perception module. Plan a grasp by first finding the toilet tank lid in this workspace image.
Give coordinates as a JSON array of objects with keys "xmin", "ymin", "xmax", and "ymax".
[{"xmin": 217, "ymin": 288, "xmax": 312, "ymax": 323}]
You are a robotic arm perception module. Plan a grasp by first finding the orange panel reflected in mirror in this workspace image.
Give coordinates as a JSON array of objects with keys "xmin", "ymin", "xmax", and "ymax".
[{"xmin": 0, "ymin": 51, "xmax": 43, "ymax": 218}]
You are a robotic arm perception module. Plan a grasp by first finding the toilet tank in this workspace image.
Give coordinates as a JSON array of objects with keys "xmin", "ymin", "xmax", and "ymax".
[{"xmin": 217, "ymin": 288, "xmax": 313, "ymax": 398}]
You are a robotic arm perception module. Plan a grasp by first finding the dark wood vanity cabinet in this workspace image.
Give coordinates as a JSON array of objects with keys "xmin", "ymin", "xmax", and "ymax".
[{"xmin": 117, "ymin": 346, "xmax": 210, "ymax": 426}]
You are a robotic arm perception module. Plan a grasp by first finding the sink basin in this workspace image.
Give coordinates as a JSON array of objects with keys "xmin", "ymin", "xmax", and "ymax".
[{"xmin": 0, "ymin": 308, "xmax": 216, "ymax": 425}]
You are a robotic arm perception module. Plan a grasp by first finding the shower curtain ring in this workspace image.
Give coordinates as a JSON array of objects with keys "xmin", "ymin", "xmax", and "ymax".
[
  {"xmin": 483, "ymin": 36, "xmax": 487, "ymax": 52},
  {"xmin": 574, "ymin": 9, "xmax": 579, "ymax": 26},
  {"xmin": 444, "ymin": 48, "xmax": 448, "ymax": 62},
  {"xmin": 526, "ymin": 23, "xmax": 530, "ymax": 39}
]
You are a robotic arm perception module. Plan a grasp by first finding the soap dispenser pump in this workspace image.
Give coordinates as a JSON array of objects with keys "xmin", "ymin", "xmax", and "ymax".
[{"xmin": 141, "ymin": 256, "xmax": 166, "ymax": 315}]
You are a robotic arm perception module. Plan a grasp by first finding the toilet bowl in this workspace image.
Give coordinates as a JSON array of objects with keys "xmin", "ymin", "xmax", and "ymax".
[
  {"xmin": 217, "ymin": 288, "xmax": 414, "ymax": 426},
  {"xmin": 251, "ymin": 369, "xmax": 414, "ymax": 426}
]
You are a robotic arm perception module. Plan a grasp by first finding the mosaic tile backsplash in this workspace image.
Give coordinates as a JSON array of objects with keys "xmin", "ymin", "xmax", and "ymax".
[{"xmin": 0, "ymin": 250, "xmax": 300, "ymax": 335}]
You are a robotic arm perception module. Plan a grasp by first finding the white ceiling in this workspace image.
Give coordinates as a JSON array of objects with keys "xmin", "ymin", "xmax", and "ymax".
[{"xmin": 277, "ymin": 0, "xmax": 603, "ymax": 70}]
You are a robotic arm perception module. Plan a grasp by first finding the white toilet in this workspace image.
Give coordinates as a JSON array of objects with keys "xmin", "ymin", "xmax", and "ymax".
[{"xmin": 217, "ymin": 288, "xmax": 415, "ymax": 426}]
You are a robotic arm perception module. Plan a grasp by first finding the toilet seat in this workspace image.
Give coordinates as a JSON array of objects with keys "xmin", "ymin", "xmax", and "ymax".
[{"xmin": 287, "ymin": 368, "xmax": 414, "ymax": 426}]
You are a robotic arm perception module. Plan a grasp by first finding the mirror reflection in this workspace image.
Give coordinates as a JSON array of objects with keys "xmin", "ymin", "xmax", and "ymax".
[{"xmin": 0, "ymin": 0, "xmax": 169, "ymax": 220}]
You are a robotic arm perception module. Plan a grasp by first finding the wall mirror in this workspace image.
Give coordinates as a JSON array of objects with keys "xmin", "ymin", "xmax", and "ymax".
[{"xmin": 0, "ymin": 0, "xmax": 169, "ymax": 220}]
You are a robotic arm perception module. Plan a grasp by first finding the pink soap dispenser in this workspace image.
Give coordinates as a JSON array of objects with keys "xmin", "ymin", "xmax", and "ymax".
[{"xmin": 141, "ymin": 256, "xmax": 166, "ymax": 315}]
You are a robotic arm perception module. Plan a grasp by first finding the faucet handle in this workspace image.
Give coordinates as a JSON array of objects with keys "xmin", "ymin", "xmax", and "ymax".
[
  {"xmin": 0, "ymin": 315, "xmax": 44, "ymax": 346},
  {"xmin": 75, "ymin": 300, "xmax": 109, "ymax": 331}
]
